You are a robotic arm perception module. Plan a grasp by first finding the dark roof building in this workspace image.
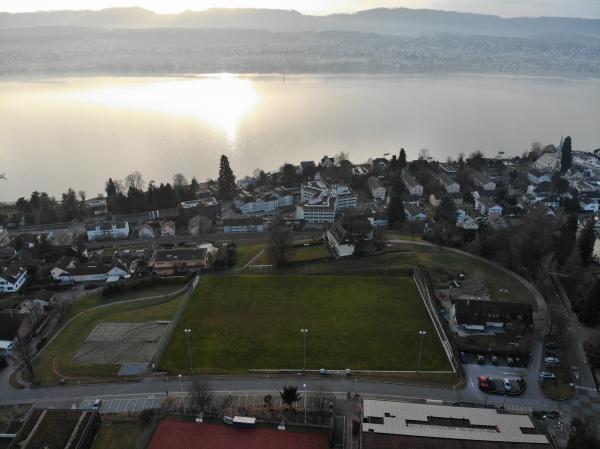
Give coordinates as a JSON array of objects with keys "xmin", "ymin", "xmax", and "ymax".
[
  {"xmin": 361, "ymin": 400, "xmax": 552, "ymax": 449},
  {"xmin": 455, "ymin": 299, "xmax": 533, "ymax": 328}
]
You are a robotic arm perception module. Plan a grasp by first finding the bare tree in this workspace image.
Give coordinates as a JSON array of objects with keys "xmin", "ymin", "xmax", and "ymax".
[
  {"xmin": 190, "ymin": 378, "xmax": 213, "ymax": 414},
  {"xmin": 125, "ymin": 171, "xmax": 146, "ymax": 190},
  {"xmin": 173, "ymin": 173, "xmax": 188, "ymax": 188},
  {"xmin": 12, "ymin": 336, "xmax": 34, "ymax": 377},
  {"xmin": 270, "ymin": 220, "xmax": 292, "ymax": 266},
  {"xmin": 78, "ymin": 190, "xmax": 86, "ymax": 202}
]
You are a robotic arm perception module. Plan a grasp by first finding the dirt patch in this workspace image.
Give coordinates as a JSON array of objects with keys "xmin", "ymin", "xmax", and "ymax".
[{"xmin": 72, "ymin": 321, "xmax": 168, "ymax": 365}]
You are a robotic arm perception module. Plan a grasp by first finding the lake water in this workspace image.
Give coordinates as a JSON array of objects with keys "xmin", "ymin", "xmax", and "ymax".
[{"xmin": 1, "ymin": 74, "xmax": 599, "ymax": 201}]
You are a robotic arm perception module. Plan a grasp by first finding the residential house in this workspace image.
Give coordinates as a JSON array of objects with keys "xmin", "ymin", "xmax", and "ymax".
[
  {"xmin": 364, "ymin": 204, "xmax": 388, "ymax": 228},
  {"xmin": 404, "ymin": 204, "xmax": 427, "ymax": 222},
  {"xmin": 0, "ymin": 310, "xmax": 32, "ymax": 353},
  {"xmin": 300, "ymin": 161, "xmax": 316, "ymax": 174},
  {"xmin": 0, "ymin": 226, "xmax": 9, "ymax": 248},
  {"xmin": 439, "ymin": 163, "xmax": 458, "ymax": 176},
  {"xmin": 150, "ymin": 248, "xmax": 209, "ymax": 276},
  {"xmin": 320, "ymin": 155, "xmax": 335, "ymax": 168},
  {"xmin": 85, "ymin": 197, "xmax": 107, "ymax": 216},
  {"xmin": 456, "ymin": 210, "xmax": 479, "ymax": 230},
  {"xmin": 326, "ymin": 213, "xmax": 374, "ymax": 257},
  {"xmin": 352, "ymin": 165, "xmax": 370, "ymax": 176},
  {"xmin": 53, "ymin": 265, "xmax": 128, "ymax": 284},
  {"xmin": 161, "ymin": 221, "xmax": 176, "ymax": 237},
  {"xmin": 470, "ymin": 170, "xmax": 496, "ymax": 191},
  {"xmin": 437, "ymin": 172, "xmax": 460, "ymax": 194},
  {"xmin": 455, "ymin": 298, "xmax": 533, "ymax": 331},
  {"xmin": 86, "ymin": 222, "xmax": 129, "ymax": 241},
  {"xmin": 486, "ymin": 213, "xmax": 508, "ymax": 229},
  {"xmin": 527, "ymin": 169, "xmax": 552, "ymax": 185},
  {"xmin": 401, "ymin": 170, "xmax": 424, "ymax": 197},
  {"xmin": 367, "ymin": 177, "xmax": 386, "ymax": 201},
  {"xmin": 581, "ymin": 197, "xmax": 600, "ymax": 213},
  {"xmin": 138, "ymin": 221, "xmax": 161, "ymax": 239},
  {"xmin": 326, "ymin": 222, "xmax": 356, "ymax": 257},
  {"xmin": 533, "ymin": 152, "xmax": 559, "ymax": 172},
  {"xmin": 0, "ymin": 262, "xmax": 28, "ymax": 293},
  {"xmin": 223, "ymin": 217, "xmax": 265, "ymax": 233},
  {"xmin": 473, "ymin": 192, "xmax": 502, "ymax": 216}
]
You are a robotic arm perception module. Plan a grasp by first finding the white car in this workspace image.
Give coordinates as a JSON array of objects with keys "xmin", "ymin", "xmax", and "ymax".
[
  {"xmin": 539, "ymin": 371, "xmax": 556, "ymax": 380},
  {"xmin": 544, "ymin": 357, "xmax": 560, "ymax": 365},
  {"xmin": 503, "ymin": 378, "xmax": 512, "ymax": 391}
]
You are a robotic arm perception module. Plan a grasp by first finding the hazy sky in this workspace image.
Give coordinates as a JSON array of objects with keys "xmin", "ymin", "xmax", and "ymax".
[{"xmin": 1, "ymin": 0, "xmax": 599, "ymax": 18}]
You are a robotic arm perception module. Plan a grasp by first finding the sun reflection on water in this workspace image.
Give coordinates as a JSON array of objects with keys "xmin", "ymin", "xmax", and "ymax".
[{"xmin": 67, "ymin": 75, "xmax": 259, "ymax": 144}]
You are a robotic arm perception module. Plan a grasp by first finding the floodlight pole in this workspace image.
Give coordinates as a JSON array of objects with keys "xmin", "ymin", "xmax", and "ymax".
[
  {"xmin": 184, "ymin": 328, "xmax": 193, "ymax": 372},
  {"xmin": 303, "ymin": 383, "xmax": 308, "ymax": 424},
  {"xmin": 304, "ymin": 243, "xmax": 310, "ymax": 275},
  {"xmin": 385, "ymin": 243, "xmax": 392, "ymax": 276},
  {"xmin": 301, "ymin": 329, "xmax": 309, "ymax": 371},
  {"xmin": 178, "ymin": 373, "xmax": 183, "ymax": 393},
  {"xmin": 417, "ymin": 330, "xmax": 427, "ymax": 373}
]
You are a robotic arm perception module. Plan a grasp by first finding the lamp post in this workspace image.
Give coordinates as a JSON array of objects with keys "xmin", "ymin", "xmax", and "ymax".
[
  {"xmin": 385, "ymin": 243, "xmax": 392, "ymax": 276},
  {"xmin": 300, "ymin": 329, "xmax": 309, "ymax": 371},
  {"xmin": 178, "ymin": 373, "xmax": 183, "ymax": 393},
  {"xmin": 417, "ymin": 330, "xmax": 427, "ymax": 373},
  {"xmin": 223, "ymin": 242, "xmax": 228, "ymax": 273},
  {"xmin": 304, "ymin": 242, "xmax": 310, "ymax": 275},
  {"xmin": 184, "ymin": 328, "xmax": 193, "ymax": 372},
  {"xmin": 303, "ymin": 383, "xmax": 308, "ymax": 424}
]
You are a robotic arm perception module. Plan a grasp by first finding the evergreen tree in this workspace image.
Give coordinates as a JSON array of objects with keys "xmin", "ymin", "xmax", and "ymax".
[
  {"xmin": 578, "ymin": 218, "xmax": 596, "ymax": 266},
  {"xmin": 398, "ymin": 148, "xmax": 407, "ymax": 170},
  {"xmin": 105, "ymin": 178, "xmax": 117, "ymax": 212},
  {"xmin": 435, "ymin": 195, "xmax": 458, "ymax": 225},
  {"xmin": 555, "ymin": 214, "xmax": 578, "ymax": 265},
  {"xmin": 387, "ymin": 194, "xmax": 406, "ymax": 228},
  {"xmin": 217, "ymin": 155, "xmax": 236, "ymax": 200},
  {"xmin": 560, "ymin": 136, "xmax": 572, "ymax": 173}
]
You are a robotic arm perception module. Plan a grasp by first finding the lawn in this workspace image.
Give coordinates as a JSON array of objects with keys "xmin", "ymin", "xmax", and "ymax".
[
  {"xmin": 34, "ymin": 294, "xmax": 182, "ymax": 384},
  {"xmin": 234, "ymin": 243, "xmax": 267, "ymax": 268},
  {"xmin": 278, "ymin": 244, "xmax": 533, "ymax": 304},
  {"xmin": 92, "ymin": 421, "xmax": 150, "ymax": 449},
  {"xmin": 287, "ymin": 244, "xmax": 331, "ymax": 263},
  {"xmin": 160, "ymin": 275, "xmax": 451, "ymax": 374}
]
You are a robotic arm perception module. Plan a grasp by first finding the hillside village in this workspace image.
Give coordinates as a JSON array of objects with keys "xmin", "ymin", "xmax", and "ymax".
[{"xmin": 1, "ymin": 138, "xmax": 600, "ymax": 449}]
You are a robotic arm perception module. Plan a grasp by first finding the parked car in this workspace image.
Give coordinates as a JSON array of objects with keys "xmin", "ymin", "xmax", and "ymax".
[
  {"xmin": 539, "ymin": 372, "xmax": 556, "ymax": 380},
  {"xmin": 92, "ymin": 399, "xmax": 102, "ymax": 411},
  {"xmin": 503, "ymin": 378, "xmax": 512, "ymax": 391},
  {"xmin": 507, "ymin": 357, "xmax": 515, "ymax": 367},
  {"xmin": 478, "ymin": 376, "xmax": 491, "ymax": 391},
  {"xmin": 477, "ymin": 355, "xmax": 485, "ymax": 365},
  {"xmin": 544, "ymin": 357, "xmax": 560, "ymax": 365}
]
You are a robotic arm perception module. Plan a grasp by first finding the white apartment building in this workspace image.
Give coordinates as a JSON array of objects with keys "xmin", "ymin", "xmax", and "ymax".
[
  {"xmin": 234, "ymin": 191, "xmax": 293, "ymax": 214},
  {"xmin": 367, "ymin": 177, "xmax": 386, "ymax": 200},
  {"xmin": 86, "ymin": 221, "xmax": 129, "ymax": 241}
]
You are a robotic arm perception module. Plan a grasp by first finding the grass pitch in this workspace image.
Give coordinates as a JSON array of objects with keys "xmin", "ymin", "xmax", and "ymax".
[{"xmin": 161, "ymin": 275, "xmax": 451, "ymax": 373}]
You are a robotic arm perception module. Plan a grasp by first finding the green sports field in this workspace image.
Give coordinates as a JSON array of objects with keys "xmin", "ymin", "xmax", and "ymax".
[{"xmin": 160, "ymin": 275, "xmax": 451, "ymax": 374}]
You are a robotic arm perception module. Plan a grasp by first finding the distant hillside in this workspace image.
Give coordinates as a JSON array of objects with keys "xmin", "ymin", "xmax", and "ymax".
[{"xmin": 1, "ymin": 7, "xmax": 599, "ymax": 38}]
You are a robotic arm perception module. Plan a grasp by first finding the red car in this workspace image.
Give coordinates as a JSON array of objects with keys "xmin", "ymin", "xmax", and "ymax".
[{"xmin": 478, "ymin": 376, "xmax": 491, "ymax": 391}]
